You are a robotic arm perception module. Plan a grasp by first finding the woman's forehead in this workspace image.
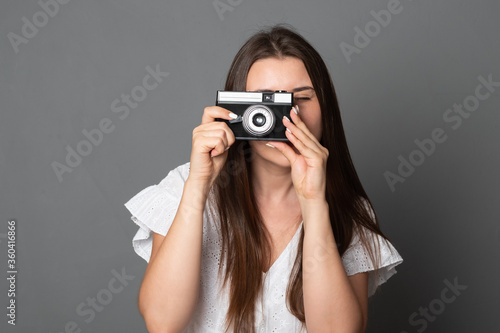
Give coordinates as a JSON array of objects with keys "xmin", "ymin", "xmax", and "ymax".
[{"xmin": 246, "ymin": 57, "xmax": 312, "ymax": 91}]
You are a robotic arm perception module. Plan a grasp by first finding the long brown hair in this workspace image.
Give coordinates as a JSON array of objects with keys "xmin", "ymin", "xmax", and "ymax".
[{"xmin": 210, "ymin": 25, "xmax": 388, "ymax": 333}]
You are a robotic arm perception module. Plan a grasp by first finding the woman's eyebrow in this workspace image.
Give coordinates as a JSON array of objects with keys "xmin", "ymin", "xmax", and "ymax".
[
  {"xmin": 251, "ymin": 86, "xmax": 314, "ymax": 92},
  {"xmin": 292, "ymin": 86, "xmax": 314, "ymax": 92}
]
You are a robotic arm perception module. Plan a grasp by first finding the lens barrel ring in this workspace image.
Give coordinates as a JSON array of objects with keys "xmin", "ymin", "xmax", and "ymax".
[{"xmin": 242, "ymin": 104, "xmax": 276, "ymax": 137}]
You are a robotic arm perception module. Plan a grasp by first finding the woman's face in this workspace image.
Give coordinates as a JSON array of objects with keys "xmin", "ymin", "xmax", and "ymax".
[{"xmin": 245, "ymin": 56, "xmax": 322, "ymax": 167}]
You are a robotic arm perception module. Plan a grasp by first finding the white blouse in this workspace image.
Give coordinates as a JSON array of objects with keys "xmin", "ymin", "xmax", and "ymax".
[{"xmin": 125, "ymin": 162, "xmax": 403, "ymax": 332}]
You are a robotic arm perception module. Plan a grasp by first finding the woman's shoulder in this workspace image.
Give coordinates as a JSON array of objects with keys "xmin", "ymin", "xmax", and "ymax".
[
  {"xmin": 125, "ymin": 161, "xmax": 215, "ymax": 263},
  {"xmin": 159, "ymin": 161, "xmax": 190, "ymax": 185},
  {"xmin": 124, "ymin": 161, "xmax": 191, "ymax": 233}
]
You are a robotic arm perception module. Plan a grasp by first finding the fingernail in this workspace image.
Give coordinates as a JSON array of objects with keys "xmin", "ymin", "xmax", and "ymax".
[
  {"xmin": 266, "ymin": 143, "xmax": 275, "ymax": 148},
  {"xmin": 225, "ymin": 146, "xmax": 230, "ymax": 151},
  {"xmin": 283, "ymin": 115, "xmax": 291, "ymax": 122},
  {"xmin": 286, "ymin": 128, "xmax": 292, "ymax": 134},
  {"xmin": 292, "ymin": 106, "xmax": 299, "ymax": 115},
  {"xmin": 229, "ymin": 112, "xmax": 238, "ymax": 119}
]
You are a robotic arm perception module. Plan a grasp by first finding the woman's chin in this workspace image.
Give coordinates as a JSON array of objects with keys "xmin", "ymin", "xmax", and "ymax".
[{"xmin": 273, "ymin": 152, "xmax": 292, "ymax": 167}]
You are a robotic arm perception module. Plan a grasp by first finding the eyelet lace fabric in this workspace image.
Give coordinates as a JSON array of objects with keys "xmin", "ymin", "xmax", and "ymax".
[{"xmin": 125, "ymin": 162, "xmax": 403, "ymax": 332}]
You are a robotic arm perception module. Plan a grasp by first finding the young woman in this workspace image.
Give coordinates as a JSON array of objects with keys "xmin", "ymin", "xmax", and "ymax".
[{"xmin": 125, "ymin": 25, "xmax": 403, "ymax": 333}]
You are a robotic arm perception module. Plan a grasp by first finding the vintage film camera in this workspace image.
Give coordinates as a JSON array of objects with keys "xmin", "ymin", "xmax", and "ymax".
[{"xmin": 215, "ymin": 90, "xmax": 294, "ymax": 141}]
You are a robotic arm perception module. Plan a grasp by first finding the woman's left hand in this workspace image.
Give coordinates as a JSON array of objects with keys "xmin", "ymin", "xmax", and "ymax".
[{"xmin": 268, "ymin": 106, "xmax": 329, "ymax": 203}]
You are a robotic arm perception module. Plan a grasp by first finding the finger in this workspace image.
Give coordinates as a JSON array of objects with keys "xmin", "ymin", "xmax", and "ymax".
[
  {"xmin": 210, "ymin": 139, "xmax": 229, "ymax": 157},
  {"xmin": 284, "ymin": 131, "xmax": 329, "ymax": 169},
  {"xmin": 201, "ymin": 106, "xmax": 238, "ymax": 125},
  {"xmin": 194, "ymin": 135, "xmax": 228, "ymax": 157},
  {"xmin": 195, "ymin": 128, "xmax": 229, "ymax": 150},
  {"xmin": 288, "ymin": 108, "xmax": 330, "ymax": 159},
  {"xmin": 283, "ymin": 127, "xmax": 320, "ymax": 158},
  {"xmin": 194, "ymin": 121, "xmax": 236, "ymax": 148},
  {"xmin": 266, "ymin": 140, "xmax": 299, "ymax": 165},
  {"xmin": 288, "ymin": 106, "xmax": 322, "ymax": 146},
  {"xmin": 282, "ymin": 115, "xmax": 320, "ymax": 154}
]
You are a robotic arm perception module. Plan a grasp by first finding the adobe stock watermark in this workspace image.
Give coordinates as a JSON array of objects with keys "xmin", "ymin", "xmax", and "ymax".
[
  {"xmin": 213, "ymin": 0, "xmax": 243, "ymax": 21},
  {"xmin": 400, "ymin": 277, "xmax": 467, "ymax": 333},
  {"xmin": 340, "ymin": 0, "xmax": 409, "ymax": 64},
  {"xmin": 51, "ymin": 64, "xmax": 169, "ymax": 183},
  {"xmin": 6, "ymin": 220, "xmax": 17, "ymax": 326},
  {"xmin": 7, "ymin": 0, "xmax": 72, "ymax": 54},
  {"xmin": 49, "ymin": 267, "xmax": 135, "ymax": 333},
  {"xmin": 384, "ymin": 74, "xmax": 499, "ymax": 192}
]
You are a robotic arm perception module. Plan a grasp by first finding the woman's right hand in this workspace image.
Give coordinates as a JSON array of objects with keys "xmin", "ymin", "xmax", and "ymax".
[{"xmin": 187, "ymin": 106, "xmax": 237, "ymax": 190}]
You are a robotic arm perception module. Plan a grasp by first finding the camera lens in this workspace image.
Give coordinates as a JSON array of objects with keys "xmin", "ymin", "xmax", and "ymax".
[
  {"xmin": 242, "ymin": 105, "xmax": 275, "ymax": 137},
  {"xmin": 252, "ymin": 113, "xmax": 266, "ymax": 127}
]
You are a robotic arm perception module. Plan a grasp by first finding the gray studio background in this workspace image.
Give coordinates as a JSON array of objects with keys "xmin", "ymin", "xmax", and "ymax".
[{"xmin": 1, "ymin": 0, "xmax": 499, "ymax": 332}]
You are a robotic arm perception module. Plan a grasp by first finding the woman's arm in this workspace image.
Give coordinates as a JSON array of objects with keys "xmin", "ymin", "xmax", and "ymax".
[
  {"xmin": 270, "ymin": 108, "xmax": 368, "ymax": 332},
  {"xmin": 138, "ymin": 106, "xmax": 236, "ymax": 333},
  {"xmin": 139, "ymin": 179, "xmax": 208, "ymax": 333},
  {"xmin": 301, "ymin": 200, "xmax": 368, "ymax": 333}
]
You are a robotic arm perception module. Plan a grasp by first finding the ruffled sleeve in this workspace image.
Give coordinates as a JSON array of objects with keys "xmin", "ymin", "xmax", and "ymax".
[
  {"xmin": 341, "ymin": 201, "xmax": 403, "ymax": 296},
  {"xmin": 341, "ymin": 229, "xmax": 403, "ymax": 296},
  {"xmin": 124, "ymin": 162, "xmax": 190, "ymax": 262}
]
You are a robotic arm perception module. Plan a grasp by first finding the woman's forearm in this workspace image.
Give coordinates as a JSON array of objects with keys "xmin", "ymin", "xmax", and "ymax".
[
  {"xmin": 301, "ymin": 200, "xmax": 364, "ymax": 333},
  {"xmin": 138, "ymin": 178, "xmax": 209, "ymax": 332}
]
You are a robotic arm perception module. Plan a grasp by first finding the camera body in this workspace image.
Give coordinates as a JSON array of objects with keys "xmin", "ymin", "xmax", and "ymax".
[{"xmin": 215, "ymin": 90, "xmax": 293, "ymax": 141}]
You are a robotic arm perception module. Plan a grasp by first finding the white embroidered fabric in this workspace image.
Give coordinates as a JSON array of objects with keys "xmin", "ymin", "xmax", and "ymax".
[{"xmin": 125, "ymin": 162, "xmax": 403, "ymax": 332}]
